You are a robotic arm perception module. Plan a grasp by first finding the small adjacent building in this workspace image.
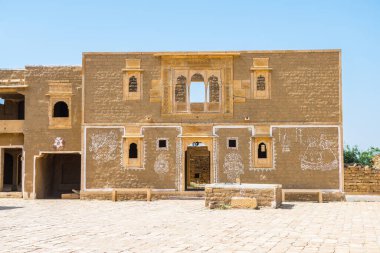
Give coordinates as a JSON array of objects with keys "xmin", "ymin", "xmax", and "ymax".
[{"xmin": 0, "ymin": 50, "xmax": 343, "ymax": 199}]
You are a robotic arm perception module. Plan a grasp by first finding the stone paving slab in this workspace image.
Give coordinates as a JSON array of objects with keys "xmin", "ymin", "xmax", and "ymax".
[{"xmin": 0, "ymin": 199, "xmax": 380, "ymax": 253}]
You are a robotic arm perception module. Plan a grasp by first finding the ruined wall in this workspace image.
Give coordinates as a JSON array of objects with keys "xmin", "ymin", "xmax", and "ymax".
[
  {"xmin": 344, "ymin": 165, "xmax": 380, "ymax": 193},
  {"xmin": 23, "ymin": 66, "xmax": 82, "ymax": 196}
]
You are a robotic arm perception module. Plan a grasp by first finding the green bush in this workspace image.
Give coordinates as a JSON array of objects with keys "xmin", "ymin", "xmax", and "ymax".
[{"xmin": 344, "ymin": 145, "xmax": 380, "ymax": 166}]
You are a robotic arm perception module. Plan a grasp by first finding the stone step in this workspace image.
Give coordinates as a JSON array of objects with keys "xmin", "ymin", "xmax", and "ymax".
[{"xmin": 0, "ymin": 192, "xmax": 23, "ymax": 198}]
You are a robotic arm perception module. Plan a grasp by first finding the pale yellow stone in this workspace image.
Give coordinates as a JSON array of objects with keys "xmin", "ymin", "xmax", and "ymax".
[{"xmin": 230, "ymin": 197, "xmax": 257, "ymax": 209}]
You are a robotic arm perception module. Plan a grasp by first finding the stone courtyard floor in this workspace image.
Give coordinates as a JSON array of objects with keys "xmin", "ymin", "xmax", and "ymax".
[{"xmin": 1, "ymin": 199, "xmax": 380, "ymax": 253}]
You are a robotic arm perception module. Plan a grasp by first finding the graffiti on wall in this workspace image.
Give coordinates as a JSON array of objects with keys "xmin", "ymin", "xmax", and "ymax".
[
  {"xmin": 274, "ymin": 127, "xmax": 339, "ymax": 171},
  {"xmin": 301, "ymin": 134, "xmax": 338, "ymax": 171},
  {"xmin": 154, "ymin": 153, "xmax": 170, "ymax": 178},
  {"xmin": 223, "ymin": 153, "xmax": 244, "ymax": 182},
  {"xmin": 88, "ymin": 130, "xmax": 122, "ymax": 166}
]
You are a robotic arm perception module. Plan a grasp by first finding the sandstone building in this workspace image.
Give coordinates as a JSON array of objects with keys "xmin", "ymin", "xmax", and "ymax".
[{"xmin": 0, "ymin": 50, "xmax": 343, "ymax": 199}]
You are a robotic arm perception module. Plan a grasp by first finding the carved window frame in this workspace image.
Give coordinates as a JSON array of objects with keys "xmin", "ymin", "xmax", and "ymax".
[
  {"xmin": 172, "ymin": 69, "xmax": 223, "ymax": 114},
  {"xmin": 47, "ymin": 82, "xmax": 73, "ymax": 129},
  {"xmin": 123, "ymin": 137, "xmax": 143, "ymax": 168},
  {"xmin": 251, "ymin": 58, "xmax": 271, "ymax": 99},
  {"xmin": 122, "ymin": 59, "xmax": 143, "ymax": 101},
  {"xmin": 252, "ymin": 137, "xmax": 273, "ymax": 168}
]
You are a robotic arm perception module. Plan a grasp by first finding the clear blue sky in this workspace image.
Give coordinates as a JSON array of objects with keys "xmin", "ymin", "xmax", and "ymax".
[{"xmin": 1, "ymin": 0, "xmax": 379, "ymax": 149}]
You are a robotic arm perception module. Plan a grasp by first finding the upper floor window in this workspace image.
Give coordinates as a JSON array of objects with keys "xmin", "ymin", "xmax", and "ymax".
[
  {"xmin": 129, "ymin": 76, "xmax": 138, "ymax": 92},
  {"xmin": 208, "ymin": 75, "xmax": 219, "ymax": 102},
  {"xmin": 257, "ymin": 75, "xmax": 266, "ymax": 91},
  {"xmin": 258, "ymin": 142, "xmax": 267, "ymax": 159},
  {"xmin": 175, "ymin": 75, "xmax": 187, "ymax": 102},
  {"xmin": 53, "ymin": 101, "xmax": 69, "ymax": 118},
  {"xmin": 190, "ymin": 73, "xmax": 205, "ymax": 103}
]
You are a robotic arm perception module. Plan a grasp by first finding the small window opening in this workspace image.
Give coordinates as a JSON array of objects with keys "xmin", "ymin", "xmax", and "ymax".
[
  {"xmin": 53, "ymin": 101, "xmax": 69, "ymax": 118},
  {"xmin": 228, "ymin": 139, "xmax": 237, "ymax": 148},
  {"xmin": 194, "ymin": 173, "xmax": 200, "ymax": 179},
  {"xmin": 258, "ymin": 142, "xmax": 267, "ymax": 159},
  {"xmin": 158, "ymin": 139, "xmax": 167, "ymax": 148},
  {"xmin": 257, "ymin": 75, "xmax": 266, "ymax": 91},
  {"xmin": 129, "ymin": 143, "xmax": 138, "ymax": 158},
  {"xmin": 129, "ymin": 76, "xmax": 138, "ymax": 92}
]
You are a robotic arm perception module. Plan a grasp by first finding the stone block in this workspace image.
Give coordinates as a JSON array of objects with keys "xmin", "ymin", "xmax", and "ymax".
[
  {"xmin": 61, "ymin": 193, "xmax": 80, "ymax": 199},
  {"xmin": 230, "ymin": 197, "xmax": 257, "ymax": 209}
]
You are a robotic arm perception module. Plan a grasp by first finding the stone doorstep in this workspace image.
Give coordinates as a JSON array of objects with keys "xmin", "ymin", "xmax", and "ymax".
[{"xmin": 230, "ymin": 196, "xmax": 258, "ymax": 209}]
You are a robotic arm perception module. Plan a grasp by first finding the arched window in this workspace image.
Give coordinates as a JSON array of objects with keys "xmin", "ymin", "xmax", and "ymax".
[
  {"xmin": 257, "ymin": 75, "xmax": 266, "ymax": 91},
  {"xmin": 129, "ymin": 143, "xmax": 138, "ymax": 158},
  {"xmin": 53, "ymin": 101, "xmax": 69, "ymax": 117},
  {"xmin": 129, "ymin": 76, "xmax": 138, "ymax": 92},
  {"xmin": 258, "ymin": 142, "xmax": 267, "ymax": 159},
  {"xmin": 208, "ymin": 75, "xmax": 219, "ymax": 102},
  {"xmin": 175, "ymin": 75, "xmax": 187, "ymax": 102},
  {"xmin": 190, "ymin": 73, "xmax": 205, "ymax": 103}
]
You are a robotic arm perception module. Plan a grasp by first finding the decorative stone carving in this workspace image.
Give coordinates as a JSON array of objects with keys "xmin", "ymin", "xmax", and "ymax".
[
  {"xmin": 128, "ymin": 76, "xmax": 138, "ymax": 92},
  {"xmin": 191, "ymin": 73, "xmax": 204, "ymax": 82},
  {"xmin": 175, "ymin": 75, "xmax": 186, "ymax": 102},
  {"xmin": 257, "ymin": 75, "xmax": 266, "ymax": 91},
  {"xmin": 208, "ymin": 75, "xmax": 219, "ymax": 102}
]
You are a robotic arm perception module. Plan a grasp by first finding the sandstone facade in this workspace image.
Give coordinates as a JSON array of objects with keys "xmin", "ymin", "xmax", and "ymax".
[{"xmin": 0, "ymin": 50, "xmax": 343, "ymax": 199}]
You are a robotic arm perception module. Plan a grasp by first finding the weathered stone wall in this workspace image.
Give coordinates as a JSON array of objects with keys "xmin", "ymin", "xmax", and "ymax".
[
  {"xmin": 85, "ymin": 127, "xmax": 179, "ymax": 189},
  {"xmin": 83, "ymin": 51, "xmax": 341, "ymax": 124},
  {"xmin": 0, "ymin": 69, "xmax": 24, "ymax": 80},
  {"xmin": 23, "ymin": 66, "xmax": 82, "ymax": 196},
  {"xmin": 344, "ymin": 164, "xmax": 380, "ymax": 193},
  {"xmin": 373, "ymin": 155, "xmax": 380, "ymax": 170},
  {"xmin": 205, "ymin": 185, "xmax": 282, "ymax": 208},
  {"xmin": 215, "ymin": 127, "xmax": 340, "ymax": 189}
]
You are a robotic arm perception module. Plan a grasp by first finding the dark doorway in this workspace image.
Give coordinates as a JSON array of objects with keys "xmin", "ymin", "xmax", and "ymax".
[
  {"xmin": 2, "ymin": 148, "xmax": 23, "ymax": 192},
  {"xmin": 3, "ymin": 153, "xmax": 13, "ymax": 185},
  {"xmin": 36, "ymin": 153, "xmax": 81, "ymax": 199},
  {"xmin": 185, "ymin": 146, "xmax": 210, "ymax": 190}
]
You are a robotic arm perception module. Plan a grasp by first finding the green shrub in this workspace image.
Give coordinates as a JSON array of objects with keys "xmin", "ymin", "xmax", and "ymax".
[{"xmin": 344, "ymin": 145, "xmax": 380, "ymax": 166}]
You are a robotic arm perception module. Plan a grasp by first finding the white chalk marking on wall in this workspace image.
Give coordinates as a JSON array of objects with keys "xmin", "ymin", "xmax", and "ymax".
[
  {"xmin": 278, "ymin": 128, "xmax": 290, "ymax": 153},
  {"xmin": 300, "ymin": 134, "xmax": 338, "ymax": 171},
  {"xmin": 223, "ymin": 153, "xmax": 244, "ymax": 182},
  {"xmin": 296, "ymin": 128, "xmax": 303, "ymax": 144},
  {"xmin": 88, "ymin": 130, "xmax": 121, "ymax": 165},
  {"xmin": 154, "ymin": 153, "xmax": 170, "ymax": 179}
]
